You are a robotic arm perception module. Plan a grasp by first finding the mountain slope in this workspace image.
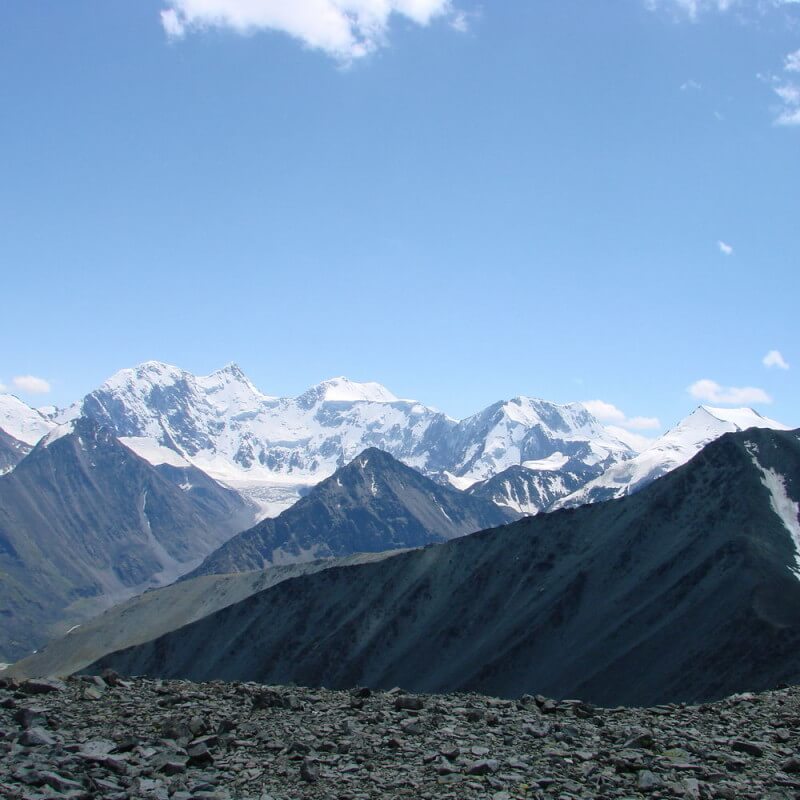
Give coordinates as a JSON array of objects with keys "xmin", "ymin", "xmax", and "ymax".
[
  {"xmin": 0, "ymin": 427, "xmax": 31, "ymax": 475},
  {"xmin": 554, "ymin": 405, "xmax": 790, "ymax": 509},
  {"xmin": 0, "ymin": 394, "xmax": 55, "ymax": 445},
  {"xmin": 93, "ymin": 427, "xmax": 800, "ymax": 707},
  {"xmin": 60, "ymin": 361, "xmax": 635, "ymax": 514},
  {"xmin": 187, "ymin": 447, "xmax": 517, "ymax": 577},
  {"xmin": 0, "ymin": 417, "xmax": 253, "ymax": 662},
  {"xmin": 9, "ymin": 552, "xmax": 403, "ymax": 680}
]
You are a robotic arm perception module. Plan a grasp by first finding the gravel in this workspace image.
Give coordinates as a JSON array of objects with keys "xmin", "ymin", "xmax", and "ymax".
[{"xmin": 1, "ymin": 673, "xmax": 800, "ymax": 799}]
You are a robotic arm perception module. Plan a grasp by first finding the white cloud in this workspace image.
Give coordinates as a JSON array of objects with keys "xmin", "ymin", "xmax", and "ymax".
[
  {"xmin": 160, "ymin": 0, "xmax": 456, "ymax": 60},
  {"xmin": 582, "ymin": 399, "xmax": 626, "ymax": 424},
  {"xmin": 763, "ymin": 50, "xmax": 800, "ymax": 126},
  {"xmin": 718, "ymin": 240, "xmax": 734, "ymax": 255},
  {"xmin": 763, "ymin": 349, "xmax": 790, "ymax": 369},
  {"xmin": 12, "ymin": 375, "xmax": 52, "ymax": 395},
  {"xmin": 775, "ymin": 83, "xmax": 800, "ymax": 104},
  {"xmin": 777, "ymin": 106, "xmax": 800, "ymax": 125},
  {"xmin": 161, "ymin": 8, "xmax": 185, "ymax": 38},
  {"xmin": 582, "ymin": 400, "xmax": 662, "ymax": 432},
  {"xmin": 774, "ymin": 78, "xmax": 800, "ymax": 125},
  {"xmin": 688, "ymin": 378, "xmax": 772, "ymax": 405},
  {"xmin": 681, "ymin": 79, "xmax": 702, "ymax": 90},
  {"xmin": 605, "ymin": 426, "xmax": 657, "ymax": 452},
  {"xmin": 449, "ymin": 9, "xmax": 470, "ymax": 32}
]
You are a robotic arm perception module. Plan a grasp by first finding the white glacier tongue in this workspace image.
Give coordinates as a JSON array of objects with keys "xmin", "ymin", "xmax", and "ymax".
[
  {"xmin": 0, "ymin": 394, "xmax": 56, "ymax": 446},
  {"xmin": 59, "ymin": 361, "xmax": 638, "ymax": 515},
  {"xmin": 555, "ymin": 405, "xmax": 791, "ymax": 509}
]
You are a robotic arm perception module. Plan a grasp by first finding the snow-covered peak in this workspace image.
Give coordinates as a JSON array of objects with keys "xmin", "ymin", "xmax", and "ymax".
[
  {"xmin": 0, "ymin": 394, "xmax": 56, "ymax": 446},
  {"xmin": 300, "ymin": 377, "xmax": 401, "ymax": 405},
  {"xmin": 699, "ymin": 405, "xmax": 788, "ymax": 432},
  {"xmin": 555, "ymin": 405, "xmax": 792, "ymax": 510},
  {"xmin": 196, "ymin": 363, "xmax": 276, "ymax": 413},
  {"xmin": 656, "ymin": 406, "xmax": 790, "ymax": 456},
  {"xmin": 103, "ymin": 360, "xmax": 188, "ymax": 392}
]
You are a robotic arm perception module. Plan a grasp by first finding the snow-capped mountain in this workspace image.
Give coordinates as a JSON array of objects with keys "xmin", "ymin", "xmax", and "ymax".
[
  {"xmin": 554, "ymin": 405, "xmax": 791, "ymax": 509},
  {"xmin": 57, "ymin": 361, "xmax": 637, "ymax": 514},
  {"xmin": 0, "ymin": 393, "xmax": 55, "ymax": 446}
]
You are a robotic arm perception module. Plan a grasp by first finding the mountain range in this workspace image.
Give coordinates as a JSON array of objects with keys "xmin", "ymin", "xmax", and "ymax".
[
  {"xmin": 43, "ymin": 361, "xmax": 636, "ymax": 515},
  {"xmin": 2, "ymin": 361, "xmax": 790, "ymax": 521},
  {"xmin": 90, "ymin": 426, "xmax": 800, "ymax": 707}
]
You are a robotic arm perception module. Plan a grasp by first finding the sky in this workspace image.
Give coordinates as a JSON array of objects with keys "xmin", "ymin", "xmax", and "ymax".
[{"xmin": 1, "ymin": 0, "xmax": 798, "ymax": 439}]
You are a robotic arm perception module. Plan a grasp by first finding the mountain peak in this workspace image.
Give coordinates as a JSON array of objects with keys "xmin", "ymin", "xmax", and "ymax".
[
  {"xmin": 103, "ymin": 361, "xmax": 187, "ymax": 392},
  {"xmin": 211, "ymin": 362, "xmax": 246, "ymax": 379},
  {"xmin": 698, "ymin": 405, "xmax": 787, "ymax": 431}
]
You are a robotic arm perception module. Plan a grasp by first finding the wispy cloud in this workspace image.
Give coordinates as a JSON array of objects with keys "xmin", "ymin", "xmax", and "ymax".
[
  {"xmin": 763, "ymin": 349, "xmax": 790, "ymax": 369},
  {"xmin": 759, "ymin": 49, "xmax": 800, "ymax": 126},
  {"xmin": 681, "ymin": 78, "xmax": 703, "ymax": 90},
  {"xmin": 688, "ymin": 378, "xmax": 772, "ymax": 405},
  {"xmin": 160, "ymin": 0, "xmax": 458, "ymax": 61},
  {"xmin": 12, "ymin": 375, "xmax": 52, "ymax": 395},
  {"xmin": 645, "ymin": 0, "xmax": 737, "ymax": 21},
  {"xmin": 718, "ymin": 240, "xmax": 734, "ymax": 255},
  {"xmin": 786, "ymin": 48, "xmax": 800, "ymax": 73},
  {"xmin": 582, "ymin": 400, "xmax": 661, "ymax": 431}
]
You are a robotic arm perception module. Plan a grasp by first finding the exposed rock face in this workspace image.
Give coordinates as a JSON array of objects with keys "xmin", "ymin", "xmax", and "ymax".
[
  {"xmin": 2, "ymin": 675, "xmax": 800, "ymax": 799},
  {"xmin": 91, "ymin": 427, "xmax": 800, "ymax": 707},
  {"xmin": 0, "ymin": 417, "xmax": 254, "ymax": 663},
  {"xmin": 188, "ymin": 447, "xmax": 517, "ymax": 578}
]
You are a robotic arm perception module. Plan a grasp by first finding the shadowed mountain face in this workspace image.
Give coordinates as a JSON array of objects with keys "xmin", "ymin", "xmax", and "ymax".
[
  {"xmin": 187, "ymin": 448, "xmax": 518, "ymax": 577},
  {"xmin": 8, "ymin": 552, "xmax": 403, "ymax": 680},
  {"xmin": 0, "ymin": 428, "xmax": 31, "ymax": 475},
  {"xmin": 0, "ymin": 417, "xmax": 254, "ymax": 662},
  {"xmin": 93, "ymin": 427, "xmax": 800, "ymax": 707}
]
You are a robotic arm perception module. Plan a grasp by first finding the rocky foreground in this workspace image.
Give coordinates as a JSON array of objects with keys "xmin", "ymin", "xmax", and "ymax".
[{"xmin": 2, "ymin": 675, "xmax": 800, "ymax": 800}]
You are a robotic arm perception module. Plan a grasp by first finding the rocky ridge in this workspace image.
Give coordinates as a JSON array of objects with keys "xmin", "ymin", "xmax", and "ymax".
[{"xmin": 2, "ymin": 675, "xmax": 800, "ymax": 800}]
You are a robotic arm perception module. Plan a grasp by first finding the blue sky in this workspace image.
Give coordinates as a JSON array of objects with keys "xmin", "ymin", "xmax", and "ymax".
[{"xmin": 1, "ymin": 0, "xmax": 798, "ymax": 436}]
